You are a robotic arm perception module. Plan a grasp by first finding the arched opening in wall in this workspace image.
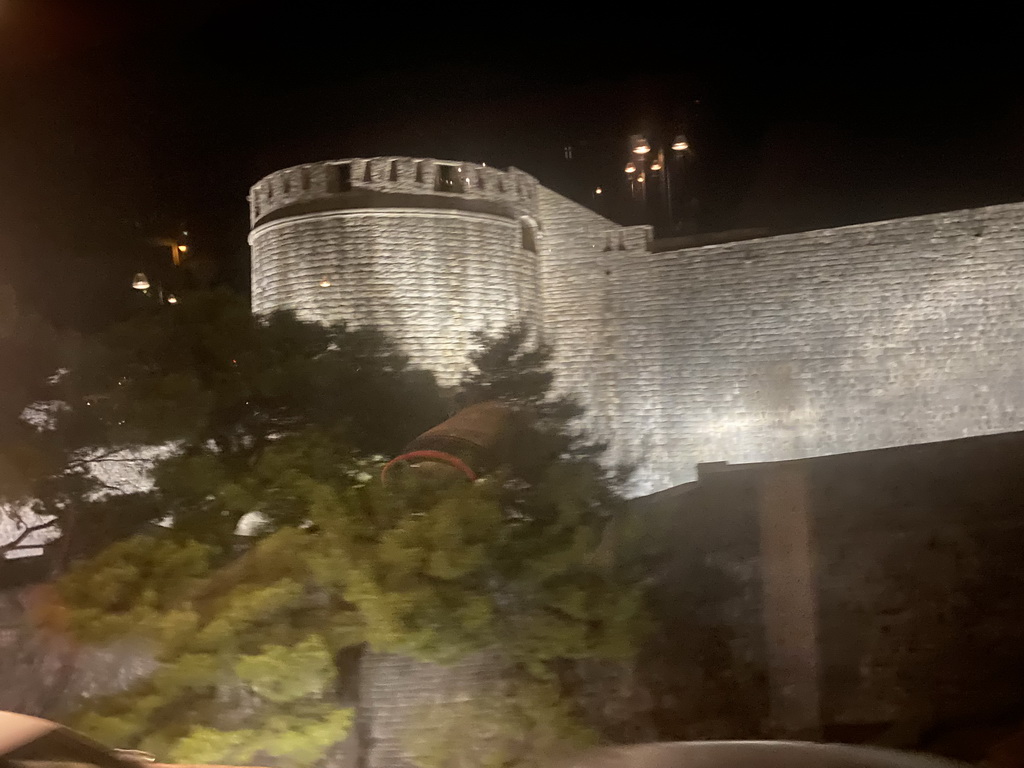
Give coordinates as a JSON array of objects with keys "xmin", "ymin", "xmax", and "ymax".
[
  {"xmin": 520, "ymin": 218, "xmax": 539, "ymax": 254},
  {"xmin": 363, "ymin": 161, "xmax": 373, "ymax": 182},
  {"xmin": 389, "ymin": 160, "xmax": 399, "ymax": 181},
  {"xmin": 300, "ymin": 167, "xmax": 311, "ymax": 190},
  {"xmin": 327, "ymin": 163, "xmax": 352, "ymax": 193},
  {"xmin": 476, "ymin": 169, "xmax": 486, "ymax": 189},
  {"xmin": 282, "ymin": 173, "xmax": 291, "ymax": 194},
  {"xmin": 265, "ymin": 180, "xmax": 273, "ymax": 200}
]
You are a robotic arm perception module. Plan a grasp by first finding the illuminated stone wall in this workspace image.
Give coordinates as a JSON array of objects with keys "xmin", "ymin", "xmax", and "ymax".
[
  {"xmin": 249, "ymin": 158, "xmax": 541, "ymax": 386},
  {"xmin": 250, "ymin": 159, "xmax": 1024, "ymax": 496},
  {"xmin": 586, "ymin": 203, "xmax": 1024, "ymax": 493},
  {"xmin": 534, "ymin": 184, "xmax": 654, "ymax": 470}
]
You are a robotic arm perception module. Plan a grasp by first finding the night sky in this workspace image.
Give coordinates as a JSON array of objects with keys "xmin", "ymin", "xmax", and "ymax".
[{"xmin": 3, "ymin": 1, "xmax": 1024, "ymax": 330}]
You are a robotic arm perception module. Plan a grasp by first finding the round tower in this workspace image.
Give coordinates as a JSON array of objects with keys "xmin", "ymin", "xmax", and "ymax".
[{"xmin": 248, "ymin": 157, "xmax": 543, "ymax": 385}]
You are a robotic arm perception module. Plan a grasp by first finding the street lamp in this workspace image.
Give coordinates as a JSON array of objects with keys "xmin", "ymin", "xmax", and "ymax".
[
  {"xmin": 624, "ymin": 131, "xmax": 692, "ymax": 232},
  {"xmin": 131, "ymin": 272, "xmax": 178, "ymax": 304},
  {"xmin": 631, "ymin": 135, "xmax": 651, "ymax": 155}
]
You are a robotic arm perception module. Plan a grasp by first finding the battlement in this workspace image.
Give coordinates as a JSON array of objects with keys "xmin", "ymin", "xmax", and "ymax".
[
  {"xmin": 601, "ymin": 224, "xmax": 654, "ymax": 251},
  {"xmin": 248, "ymin": 157, "xmax": 540, "ymax": 227}
]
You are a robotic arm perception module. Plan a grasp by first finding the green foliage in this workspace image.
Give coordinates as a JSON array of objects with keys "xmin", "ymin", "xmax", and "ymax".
[
  {"xmin": 49, "ymin": 314, "xmax": 648, "ymax": 768},
  {"xmin": 458, "ymin": 322, "xmax": 629, "ymax": 513},
  {"xmin": 64, "ymin": 290, "xmax": 446, "ymax": 457},
  {"xmin": 60, "ymin": 532, "xmax": 356, "ymax": 766},
  {"xmin": 47, "ymin": 289, "xmax": 448, "ymax": 549},
  {"xmin": 311, "ymin": 474, "xmax": 646, "ymax": 672},
  {"xmin": 457, "ymin": 325, "xmax": 647, "ymax": 667},
  {"xmin": 234, "ymin": 636, "xmax": 333, "ymax": 703},
  {"xmin": 52, "ymin": 536, "xmax": 211, "ymax": 644},
  {"xmin": 320, "ymin": 480, "xmax": 504, "ymax": 661},
  {"xmin": 169, "ymin": 707, "xmax": 353, "ymax": 768}
]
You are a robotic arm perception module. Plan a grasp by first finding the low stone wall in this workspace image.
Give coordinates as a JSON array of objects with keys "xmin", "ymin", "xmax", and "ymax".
[{"xmin": 636, "ymin": 430, "xmax": 1024, "ymax": 740}]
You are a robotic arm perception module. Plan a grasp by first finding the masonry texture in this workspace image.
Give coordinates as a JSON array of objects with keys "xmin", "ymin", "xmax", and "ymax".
[
  {"xmin": 249, "ymin": 158, "xmax": 541, "ymax": 386},
  {"xmin": 250, "ymin": 157, "xmax": 1024, "ymax": 495}
]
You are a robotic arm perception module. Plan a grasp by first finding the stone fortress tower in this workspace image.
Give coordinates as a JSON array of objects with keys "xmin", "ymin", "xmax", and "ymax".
[
  {"xmin": 249, "ymin": 158, "xmax": 544, "ymax": 385},
  {"xmin": 251, "ymin": 157, "xmax": 1024, "ymax": 495}
]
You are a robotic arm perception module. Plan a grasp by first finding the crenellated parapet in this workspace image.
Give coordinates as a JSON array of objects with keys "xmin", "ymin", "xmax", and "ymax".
[
  {"xmin": 601, "ymin": 224, "xmax": 654, "ymax": 252},
  {"xmin": 247, "ymin": 157, "xmax": 551, "ymax": 388},
  {"xmin": 249, "ymin": 157, "xmax": 540, "ymax": 227}
]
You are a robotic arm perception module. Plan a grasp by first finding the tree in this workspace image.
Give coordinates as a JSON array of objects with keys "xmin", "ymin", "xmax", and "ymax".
[
  {"xmin": 38, "ymin": 289, "xmax": 449, "ymax": 552},
  {"xmin": 16, "ymin": 289, "xmax": 447, "ymax": 765},
  {"xmin": 42, "ymin": 314, "xmax": 649, "ymax": 768},
  {"xmin": 401, "ymin": 323, "xmax": 649, "ymax": 764},
  {"xmin": 42, "ymin": 532, "xmax": 355, "ymax": 767},
  {"xmin": 456, "ymin": 322, "xmax": 629, "ymax": 507},
  {"xmin": 0, "ymin": 284, "xmax": 92, "ymax": 559}
]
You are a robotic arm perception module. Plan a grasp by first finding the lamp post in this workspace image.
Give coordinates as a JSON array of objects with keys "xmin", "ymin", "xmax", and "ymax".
[
  {"xmin": 132, "ymin": 234, "xmax": 188, "ymax": 305},
  {"xmin": 626, "ymin": 133, "xmax": 691, "ymax": 233},
  {"xmin": 131, "ymin": 272, "xmax": 177, "ymax": 305}
]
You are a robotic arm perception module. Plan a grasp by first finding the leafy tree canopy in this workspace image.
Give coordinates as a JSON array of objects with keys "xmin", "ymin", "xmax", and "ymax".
[
  {"xmin": 0, "ymin": 284, "xmax": 89, "ymax": 558},
  {"xmin": 25, "ymin": 289, "xmax": 450, "ymax": 554},
  {"xmin": 39, "ymin": 305, "xmax": 648, "ymax": 768}
]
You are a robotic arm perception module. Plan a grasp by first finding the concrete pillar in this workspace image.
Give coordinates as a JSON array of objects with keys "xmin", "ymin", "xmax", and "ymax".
[{"xmin": 757, "ymin": 462, "xmax": 821, "ymax": 737}]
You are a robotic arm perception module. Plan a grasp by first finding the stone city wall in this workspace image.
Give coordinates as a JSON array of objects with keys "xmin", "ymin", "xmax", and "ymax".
[
  {"xmin": 582, "ymin": 201, "xmax": 1024, "ymax": 493},
  {"xmin": 534, "ymin": 185, "xmax": 641, "ymax": 444},
  {"xmin": 250, "ymin": 159, "xmax": 1024, "ymax": 494}
]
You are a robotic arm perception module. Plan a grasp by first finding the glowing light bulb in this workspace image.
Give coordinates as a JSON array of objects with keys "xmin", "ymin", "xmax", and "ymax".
[
  {"xmin": 132, "ymin": 273, "xmax": 150, "ymax": 291},
  {"xmin": 625, "ymin": 162, "xmax": 637, "ymax": 174},
  {"xmin": 319, "ymin": 277, "xmax": 332, "ymax": 288},
  {"xmin": 672, "ymin": 135, "xmax": 690, "ymax": 151},
  {"xmin": 631, "ymin": 135, "xmax": 651, "ymax": 154},
  {"xmin": 166, "ymin": 294, "xmax": 178, "ymax": 304},
  {"xmin": 595, "ymin": 187, "xmax": 603, "ymax": 195},
  {"xmin": 650, "ymin": 161, "xmax": 663, "ymax": 171}
]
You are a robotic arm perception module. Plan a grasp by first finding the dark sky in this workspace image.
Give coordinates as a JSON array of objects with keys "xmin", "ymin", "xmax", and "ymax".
[{"xmin": 3, "ymin": 1, "xmax": 1024, "ymax": 329}]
